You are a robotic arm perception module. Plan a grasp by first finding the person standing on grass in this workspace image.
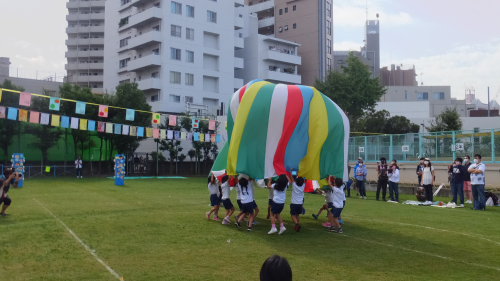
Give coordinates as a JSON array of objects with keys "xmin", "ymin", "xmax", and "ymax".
[
  {"xmin": 449, "ymin": 157, "xmax": 467, "ymax": 207},
  {"xmin": 75, "ymin": 157, "xmax": 83, "ymax": 178},
  {"xmin": 468, "ymin": 154, "xmax": 486, "ymax": 210},
  {"xmin": 355, "ymin": 160, "xmax": 367, "ymax": 199},
  {"xmin": 376, "ymin": 157, "xmax": 389, "ymax": 201},
  {"xmin": 416, "ymin": 157, "xmax": 424, "ymax": 186},
  {"xmin": 421, "ymin": 158, "xmax": 435, "ymax": 204},
  {"xmin": 220, "ymin": 175, "xmax": 235, "ymax": 225},
  {"xmin": 388, "ymin": 160, "xmax": 400, "ymax": 203},
  {"xmin": 463, "ymin": 155, "xmax": 473, "ymax": 204},
  {"xmin": 289, "ymin": 168, "xmax": 305, "ymax": 232},
  {"xmin": 0, "ymin": 169, "xmax": 19, "ymax": 217},
  {"xmin": 327, "ymin": 177, "xmax": 345, "ymax": 233},
  {"xmin": 235, "ymin": 177, "xmax": 256, "ymax": 231},
  {"xmin": 267, "ymin": 175, "xmax": 289, "ymax": 235},
  {"xmin": 353, "ymin": 157, "xmax": 363, "ymax": 196},
  {"xmin": 206, "ymin": 173, "xmax": 220, "ymax": 221}
]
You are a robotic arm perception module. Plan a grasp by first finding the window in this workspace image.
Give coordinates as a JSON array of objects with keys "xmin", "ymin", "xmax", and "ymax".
[
  {"xmin": 121, "ymin": 0, "xmax": 131, "ymax": 5},
  {"xmin": 170, "ymin": 48, "xmax": 181, "ymax": 60},
  {"xmin": 207, "ymin": 11, "xmax": 217, "ymax": 23},
  {"xmin": 119, "ymin": 58, "xmax": 129, "ymax": 68},
  {"xmin": 185, "ymin": 96, "xmax": 193, "ymax": 103},
  {"xmin": 327, "ymin": 39, "xmax": 331, "ymax": 54},
  {"xmin": 405, "ymin": 91, "xmax": 408, "ymax": 100},
  {"xmin": 326, "ymin": 2, "xmax": 331, "ymax": 17},
  {"xmin": 119, "ymin": 37, "xmax": 130, "ymax": 47},
  {"xmin": 327, "ymin": 58, "xmax": 331, "ymax": 70},
  {"xmin": 417, "ymin": 92, "xmax": 428, "ymax": 100},
  {"xmin": 284, "ymin": 25, "xmax": 288, "ymax": 30},
  {"xmin": 293, "ymin": 23, "xmax": 296, "ymax": 29},
  {"xmin": 186, "ymin": 50, "xmax": 194, "ymax": 63},
  {"xmin": 170, "ymin": 71, "xmax": 181, "ymax": 84},
  {"xmin": 434, "ymin": 92, "xmax": 445, "ymax": 100},
  {"xmin": 153, "ymin": 2, "xmax": 160, "ymax": 8},
  {"xmin": 151, "ymin": 72, "xmax": 159, "ymax": 78},
  {"xmin": 171, "ymin": 1, "xmax": 181, "ymax": 14},
  {"xmin": 327, "ymin": 20, "xmax": 331, "ymax": 35},
  {"xmin": 279, "ymin": 26, "xmax": 283, "ymax": 33},
  {"xmin": 169, "ymin": 94, "xmax": 181, "ymax": 103},
  {"xmin": 186, "ymin": 5, "xmax": 194, "ymax": 17},
  {"xmin": 285, "ymin": 7, "xmax": 288, "ymax": 13},
  {"xmin": 171, "ymin": 25, "xmax": 181, "ymax": 37},
  {"xmin": 152, "ymin": 25, "xmax": 160, "ymax": 31},
  {"xmin": 186, "ymin": 28, "xmax": 194, "ymax": 40},
  {"xmin": 279, "ymin": 9, "xmax": 282, "ymax": 15},
  {"xmin": 185, "ymin": 73, "xmax": 194, "ymax": 86},
  {"xmin": 151, "ymin": 95, "xmax": 159, "ymax": 102},
  {"xmin": 293, "ymin": 5, "xmax": 296, "ymax": 11},
  {"xmin": 152, "ymin": 48, "xmax": 160, "ymax": 55}
]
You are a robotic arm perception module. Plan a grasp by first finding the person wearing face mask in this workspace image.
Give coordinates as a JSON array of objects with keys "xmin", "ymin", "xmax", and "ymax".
[
  {"xmin": 353, "ymin": 158, "xmax": 363, "ymax": 196},
  {"xmin": 462, "ymin": 155, "xmax": 473, "ymax": 204},
  {"xmin": 448, "ymin": 157, "xmax": 467, "ymax": 207},
  {"xmin": 421, "ymin": 158, "xmax": 435, "ymax": 204},
  {"xmin": 376, "ymin": 157, "xmax": 389, "ymax": 201},
  {"xmin": 387, "ymin": 160, "xmax": 400, "ymax": 203},
  {"xmin": 467, "ymin": 154, "xmax": 486, "ymax": 210},
  {"xmin": 416, "ymin": 158, "xmax": 424, "ymax": 186},
  {"xmin": 355, "ymin": 160, "xmax": 367, "ymax": 199}
]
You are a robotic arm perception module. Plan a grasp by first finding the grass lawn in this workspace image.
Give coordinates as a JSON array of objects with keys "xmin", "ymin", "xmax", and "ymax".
[{"xmin": 1, "ymin": 177, "xmax": 499, "ymax": 280}]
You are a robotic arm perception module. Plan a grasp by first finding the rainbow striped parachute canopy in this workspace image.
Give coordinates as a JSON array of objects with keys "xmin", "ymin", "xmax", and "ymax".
[{"xmin": 212, "ymin": 80, "xmax": 350, "ymax": 181}]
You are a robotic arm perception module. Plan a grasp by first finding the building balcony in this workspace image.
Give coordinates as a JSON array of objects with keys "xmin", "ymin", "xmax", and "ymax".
[
  {"xmin": 262, "ymin": 69, "xmax": 301, "ymax": 84},
  {"xmin": 65, "ymin": 63, "xmax": 104, "ymax": 71},
  {"xmin": 127, "ymin": 54, "xmax": 161, "ymax": 72},
  {"xmin": 234, "ymin": 78, "xmax": 244, "ymax": 89},
  {"xmin": 234, "ymin": 14, "xmax": 244, "ymax": 30},
  {"xmin": 234, "ymin": 57, "xmax": 244, "ymax": 69},
  {"xmin": 248, "ymin": 0, "xmax": 274, "ymax": 13},
  {"xmin": 137, "ymin": 78, "xmax": 161, "ymax": 91},
  {"xmin": 66, "ymin": 13, "xmax": 105, "ymax": 21},
  {"xmin": 65, "ymin": 50, "xmax": 104, "ymax": 58},
  {"xmin": 66, "ymin": 26, "xmax": 105, "ymax": 34},
  {"xmin": 128, "ymin": 31, "xmax": 162, "ymax": 50},
  {"xmin": 234, "ymin": 0, "xmax": 244, "ymax": 7},
  {"xmin": 258, "ymin": 17, "xmax": 275, "ymax": 29},
  {"xmin": 234, "ymin": 36, "xmax": 244, "ymax": 50},
  {"xmin": 118, "ymin": 7, "xmax": 162, "ymax": 32},
  {"xmin": 66, "ymin": 0, "xmax": 105, "ymax": 9},
  {"xmin": 67, "ymin": 75, "xmax": 104, "ymax": 83},
  {"xmin": 262, "ymin": 49, "xmax": 301, "ymax": 65},
  {"xmin": 117, "ymin": 65, "xmax": 129, "ymax": 73},
  {"xmin": 66, "ymin": 38, "xmax": 104, "ymax": 46}
]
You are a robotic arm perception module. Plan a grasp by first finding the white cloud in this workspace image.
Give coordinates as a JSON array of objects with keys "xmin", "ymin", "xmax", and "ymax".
[
  {"xmin": 333, "ymin": 0, "xmax": 415, "ymax": 27},
  {"xmin": 334, "ymin": 41, "xmax": 362, "ymax": 51}
]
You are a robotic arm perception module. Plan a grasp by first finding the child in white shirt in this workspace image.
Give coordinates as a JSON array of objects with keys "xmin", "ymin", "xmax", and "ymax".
[
  {"xmin": 220, "ymin": 175, "xmax": 235, "ymax": 225},
  {"xmin": 206, "ymin": 174, "xmax": 220, "ymax": 221},
  {"xmin": 267, "ymin": 174, "xmax": 289, "ymax": 235},
  {"xmin": 327, "ymin": 176, "xmax": 345, "ymax": 233}
]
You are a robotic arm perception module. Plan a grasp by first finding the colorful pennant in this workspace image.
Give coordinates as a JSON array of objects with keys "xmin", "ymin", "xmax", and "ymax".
[
  {"xmin": 49, "ymin": 97, "xmax": 60, "ymax": 111},
  {"xmin": 19, "ymin": 92, "xmax": 31, "ymax": 106},
  {"xmin": 146, "ymin": 128, "xmax": 153, "ymax": 137},
  {"xmin": 98, "ymin": 122, "xmax": 105, "ymax": 132},
  {"xmin": 0, "ymin": 106, "xmax": 5, "ymax": 118},
  {"xmin": 192, "ymin": 118, "xmax": 199, "ymax": 128},
  {"xmin": 8, "ymin": 107, "xmax": 17, "ymax": 120},
  {"xmin": 61, "ymin": 116, "xmax": 70, "ymax": 128},
  {"xmin": 153, "ymin": 129, "xmax": 159, "ymax": 139},
  {"xmin": 152, "ymin": 112, "xmax": 160, "ymax": 124},
  {"xmin": 30, "ymin": 111, "xmax": 39, "ymax": 123},
  {"xmin": 51, "ymin": 115, "xmax": 60, "ymax": 127},
  {"xmin": 19, "ymin": 109, "xmax": 28, "ymax": 122},
  {"xmin": 70, "ymin": 117, "xmax": 79, "ymax": 129},
  {"xmin": 160, "ymin": 129, "xmax": 166, "ymax": 139},
  {"xmin": 106, "ymin": 123, "xmax": 113, "ymax": 133},
  {"xmin": 99, "ymin": 105, "xmax": 108, "ymax": 117},
  {"xmin": 137, "ymin": 127, "xmax": 144, "ymax": 137},
  {"xmin": 126, "ymin": 109, "xmax": 135, "ymax": 121},
  {"xmin": 40, "ymin": 113, "xmax": 50, "ymax": 125},
  {"xmin": 167, "ymin": 130, "xmax": 173, "ymax": 140},
  {"xmin": 209, "ymin": 120, "xmax": 216, "ymax": 130},
  {"xmin": 88, "ymin": 120, "xmax": 96, "ymax": 131},
  {"xmin": 130, "ymin": 126, "xmax": 137, "ymax": 136},
  {"xmin": 122, "ymin": 125, "xmax": 129, "ymax": 135},
  {"xmin": 80, "ymin": 119, "xmax": 87, "ymax": 130},
  {"xmin": 76, "ymin": 101, "xmax": 86, "ymax": 114},
  {"xmin": 169, "ymin": 115, "xmax": 177, "ymax": 126},
  {"xmin": 114, "ymin": 124, "xmax": 121, "ymax": 134}
]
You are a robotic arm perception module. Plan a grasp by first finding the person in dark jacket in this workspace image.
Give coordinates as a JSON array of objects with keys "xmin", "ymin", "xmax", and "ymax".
[
  {"xmin": 448, "ymin": 157, "xmax": 467, "ymax": 207},
  {"xmin": 416, "ymin": 157, "xmax": 424, "ymax": 186}
]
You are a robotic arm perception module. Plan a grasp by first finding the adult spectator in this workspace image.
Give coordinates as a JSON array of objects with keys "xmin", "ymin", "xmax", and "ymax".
[
  {"xmin": 260, "ymin": 255, "xmax": 292, "ymax": 281},
  {"xmin": 448, "ymin": 157, "xmax": 466, "ymax": 207},
  {"xmin": 421, "ymin": 158, "xmax": 435, "ymax": 204},
  {"xmin": 376, "ymin": 157, "xmax": 389, "ymax": 201},
  {"xmin": 0, "ymin": 168, "xmax": 19, "ymax": 216},
  {"xmin": 416, "ymin": 157, "xmax": 424, "ymax": 186},
  {"xmin": 353, "ymin": 158, "xmax": 362, "ymax": 196},
  {"xmin": 388, "ymin": 160, "xmax": 400, "ymax": 203},
  {"xmin": 468, "ymin": 154, "xmax": 486, "ymax": 210},
  {"xmin": 462, "ymin": 155, "xmax": 473, "ymax": 204},
  {"xmin": 75, "ymin": 157, "xmax": 83, "ymax": 178},
  {"xmin": 134, "ymin": 155, "xmax": 140, "ymax": 172},
  {"xmin": 355, "ymin": 159, "xmax": 367, "ymax": 199}
]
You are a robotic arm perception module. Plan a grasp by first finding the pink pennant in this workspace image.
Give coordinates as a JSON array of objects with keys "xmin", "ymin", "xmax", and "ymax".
[
  {"xmin": 153, "ymin": 128, "xmax": 159, "ymax": 138},
  {"xmin": 209, "ymin": 120, "xmax": 216, "ymax": 130},
  {"xmin": 30, "ymin": 111, "xmax": 40, "ymax": 123},
  {"xmin": 19, "ymin": 92, "xmax": 32, "ymax": 107},
  {"xmin": 169, "ymin": 115, "xmax": 177, "ymax": 126}
]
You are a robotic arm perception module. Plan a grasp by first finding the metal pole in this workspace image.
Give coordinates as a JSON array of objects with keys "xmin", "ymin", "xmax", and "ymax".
[
  {"xmin": 471, "ymin": 132, "xmax": 474, "ymax": 157},
  {"xmin": 452, "ymin": 131, "xmax": 456, "ymax": 161},
  {"xmin": 389, "ymin": 135, "xmax": 393, "ymax": 161},
  {"xmin": 487, "ymin": 87, "xmax": 490, "ymax": 117},
  {"xmin": 156, "ymin": 141, "xmax": 159, "ymax": 176},
  {"xmin": 364, "ymin": 136, "xmax": 367, "ymax": 161},
  {"xmin": 491, "ymin": 129, "xmax": 495, "ymax": 163},
  {"xmin": 435, "ymin": 134, "xmax": 438, "ymax": 162}
]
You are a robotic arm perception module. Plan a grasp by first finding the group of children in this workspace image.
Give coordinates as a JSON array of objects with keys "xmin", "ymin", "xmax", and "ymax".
[{"xmin": 206, "ymin": 170, "xmax": 346, "ymax": 234}]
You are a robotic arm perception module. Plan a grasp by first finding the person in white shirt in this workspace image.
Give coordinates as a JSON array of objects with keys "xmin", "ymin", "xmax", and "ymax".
[
  {"xmin": 235, "ymin": 177, "xmax": 257, "ymax": 231},
  {"xmin": 468, "ymin": 154, "xmax": 486, "ymax": 210},
  {"xmin": 327, "ymin": 176, "xmax": 345, "ymax": 233},
  {"xmin": 388, "ymin": 160, "xmax": 400, "ymax": 203},
  {"xmin": 220, "ymin": 175, "xmax": 235, "ymax": 225},
  {"xmin": 206, "ymin": 174, "xmax": 220, "ymax": 221},
  {"xmin": 421, "ymin": 158, "xmax": 435, "ymax": 204},
  {"xmin": 267, "ymin": 175, "xmax": 289, "ymax": 235},
  {"xmin": 289, "ymin": 168, "xmax": 306, "ymax": 232},
  {"xmin": 75, "ymin": 157, "xmax": 83, "ymax": 178}
]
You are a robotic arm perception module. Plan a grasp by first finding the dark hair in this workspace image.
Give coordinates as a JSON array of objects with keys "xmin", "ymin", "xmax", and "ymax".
[
  {"xmin": 239, "ymin": 178, "xmax": 249, "ymax": 194},
  {"xmin": 207, "ymin": 176, "xmax": 213, "ymax": 184},
  {"xmin": 334, "ymin": 178, "xmax": 343, "ymax": 187},
  {"xmin": 420, "ymin": 157, "xmax": 425, "ymax": 160},
  {"xmin": 455, "ymin": 157, "xmax": 463, "ymax": 163},
  {"xmin": 380, "ymin": 157, "xmax": 386, "ymax": 161},
  {"xmin": 274, "ymin": 175, "xmax": 288, "ymax": 192},
  {"xmin": 474, "ymin": 154, "xmax": 482, "ymax": 159},
  {"xmin": 424, "ymin": 159, "xmax": 432, "ymax": 168},
  {"xmin": 465, "ymin": 155, "xmax": 470, "ymax": 159},
  {"xmin": 221, "ymin": 175, "xmax": 229, "ymax": 183},
  {"xmin": 3, "ymin": 168, "xmax": 13, "ymax": 177},
  {"xmin": 295, "ymin": 176, "xmax": 304, "ymax": 187},
  {"xmin": 392, "ymin": 159, "xmax": 397, "ymax": 163},
  {"xmin": 260, "ymin": 255, "xmax": 292, "ymax": 281}
]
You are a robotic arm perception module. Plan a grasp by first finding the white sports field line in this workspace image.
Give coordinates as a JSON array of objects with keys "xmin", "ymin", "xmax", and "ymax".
[{"xmin": 33, "ymin": 198, "xmax": 123, "ymax": 281}]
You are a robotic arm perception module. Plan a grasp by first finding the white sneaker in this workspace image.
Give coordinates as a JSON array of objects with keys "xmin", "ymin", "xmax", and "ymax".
[
  {"xmin": 466, "ymin": 200, "xmax": 472, "ymax": 204},
  {"xmin": 80, "ymin": 176, "xmax": 83, "ymax": 178},
  {"xmin": 268, "ymin": 228, "xmax": 277, "ymax": 234},
  {"xmin": 363, "ymin": 196, "xmax": 367, "ymax": 199},
  {"xmin": 460, "ymin": 204, "xmax": 464, "ymax": 207},
  {"xmin": 359, "ymin": 196, "xmax": 363, "ymax": 199},
  {"xmin": 279, "ymin": 227, "xmax": 286, "ymax": 235}
]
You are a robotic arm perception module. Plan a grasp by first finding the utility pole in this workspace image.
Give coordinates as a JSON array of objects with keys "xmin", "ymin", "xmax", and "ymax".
[{"xmin": 488, "ymin": 86, "xmax": 490, "ymax": 117}]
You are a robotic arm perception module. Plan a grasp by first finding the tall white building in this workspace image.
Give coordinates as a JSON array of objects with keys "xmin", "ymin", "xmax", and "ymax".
[
  {"xmin": 65, "ymin": 0, "xmax": 106, "ymax": 93},
  {"xmin": 104, "ymin": 0, "xmax": 246, "ymax": 116}
]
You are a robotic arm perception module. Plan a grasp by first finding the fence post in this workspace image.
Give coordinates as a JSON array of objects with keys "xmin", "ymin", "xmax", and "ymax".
[
  {"xmin": 389, "ymin": 134, "xmax": 393, "ymax": 161},
  {"xmin": 419, "ymin": 133, "xmax": 422, "ymax": 159},
  {"xmin": 491, "ymin": 129, "xmax": 495, "ymax": 162},
  {"xmin": 54, "ymin": 166, "xmax": 56, "ymax": 177},
  {"xmin": 435, "ymin": 134, "xmax": 438, "ymax": 162},
  {"xmin": 364, "ymin": 136, "xmax": 367, "ymax": 161},
  {"xmin": 29, "ymin": 166, "xmax": 30, "ymax": 178},
  {"xmin": 452, "ymin": 131, "xmax": 456, "ymax": 161},
  {"xmin": 471, "ymin": 132, "xmax": 474, "ymax": 156}
]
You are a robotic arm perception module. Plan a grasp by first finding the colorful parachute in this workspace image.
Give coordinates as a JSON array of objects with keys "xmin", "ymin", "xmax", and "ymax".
[{"xmin": 212, "ymin": 80, "xmax": 350, "ymax": 181}]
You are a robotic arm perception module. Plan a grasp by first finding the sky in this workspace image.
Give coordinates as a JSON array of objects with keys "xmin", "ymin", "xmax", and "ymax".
[{"xmin": 0, "ymin": 0, "xmax": 498, "ymax": 101}]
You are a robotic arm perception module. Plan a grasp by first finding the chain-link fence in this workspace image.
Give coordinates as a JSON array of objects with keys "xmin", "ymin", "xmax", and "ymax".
[{"xmin": 349, "ymin": 128, "xmax": 500, "ymax": 163}]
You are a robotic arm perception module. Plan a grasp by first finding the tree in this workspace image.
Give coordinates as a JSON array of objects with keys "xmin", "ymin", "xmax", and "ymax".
[
  {"xmin": 0, "ymin": 80, "xmax": 24, "ymax": 164},
  {"xmin": 314, "ymin": 52, "xmax": 386, "ymax": 129},
  {"xmin": 384, "ymin": 116, "xmax": 420, "ymax": 134},
  {"xmin": 426, "ymin": 107, "xmax": 463, "ymax": 132},
  {"xmin": 358, "ymin": 110, "xmax": 419, "ymax": 135}
]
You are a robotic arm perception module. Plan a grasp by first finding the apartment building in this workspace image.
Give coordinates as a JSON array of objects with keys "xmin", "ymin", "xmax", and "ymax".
[
  {"xmin": 380, "ymin": 64, "xmax": 418, "ymax": 87},
  {"xmin": 235, "ymin": 14, "xmax": 301, "ymax": 85},
  {"xmin": 245, "ymin": 0, "xmax": 333, "ymax": 86},
  {"xmin": 362, "ymin": 19, "xmax": 380, "ymax": 79},
  {"xmin": 333, "ymin": 50, "xmax": 370, "ymax": 72},
  {"xmin": 103, "ymin": 0, "xmax": 245, "ymax": 116},
  {"xmin": 65, "ymin": 0, "xmax": 106, "ymax": 93}
]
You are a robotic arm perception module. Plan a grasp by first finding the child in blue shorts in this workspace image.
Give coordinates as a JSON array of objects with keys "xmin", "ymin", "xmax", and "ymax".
[
  {"xmin": 267, "ymin": 174, "xmax": 289, "ymax": 235},
  {"xmin": 220, "ymin": 175, "xmax": 235, "ymax": 225},
  {"xmin": 327, "ymin": 176, "xmax": 345, "ymax": 233},
  {"xmin": 289, "ymin": 168, "xmax": 306, "ymax": 232},
  {"xmin": 206, "ymin": 174, "xmax": 220, "ymax": 221}
]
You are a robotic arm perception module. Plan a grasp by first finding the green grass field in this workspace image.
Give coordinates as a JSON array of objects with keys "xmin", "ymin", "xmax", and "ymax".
[{"xmin": 1, "ymin": 177, "xmax": 499, "ymax": 280}]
